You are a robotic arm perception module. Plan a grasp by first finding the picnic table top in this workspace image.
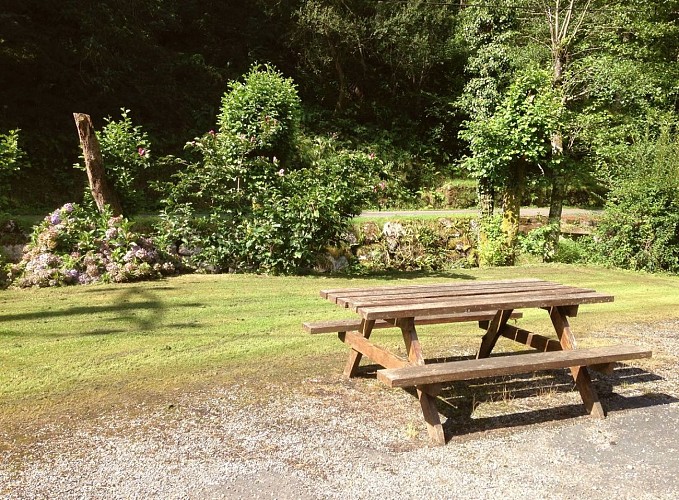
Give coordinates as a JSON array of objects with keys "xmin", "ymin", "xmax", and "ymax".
[{"xmin": 321, "ymin": 278, "xmax": 614, "ymax": 321}]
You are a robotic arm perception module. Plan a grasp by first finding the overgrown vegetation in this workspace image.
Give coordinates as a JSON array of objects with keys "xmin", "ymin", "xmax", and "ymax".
[
  {"xmin": 594, "ymin": 131, "xmax": 679, "ymax": 273},
  {"xmin": 2, "ymin": 1, "xmax": 679, "ymax": 279},
  {"xmin": 157, "ymin": 65, "xmax": 379, "ymax": 274},
  {"xmin": 351, "ymin": 218, "xmax": 476, "ymax": 272}
]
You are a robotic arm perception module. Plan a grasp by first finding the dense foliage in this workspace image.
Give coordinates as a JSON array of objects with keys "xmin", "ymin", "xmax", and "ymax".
[
  {"xmin": 2, "ymin": 1, "xmax": 679, "ymax": 277},
  {"xmin": 595, "ymin": 132, "xmax": 679, "ymax": 273},
  {"xmin": 159, "ymin": 66, "xmax": 379, "ymax": 274}
]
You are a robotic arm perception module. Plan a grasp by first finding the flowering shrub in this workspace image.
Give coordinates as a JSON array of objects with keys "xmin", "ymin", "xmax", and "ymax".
[
  {"xmin": 11, "ymin": 203, "xmax": 177, "ymax": 287},
  {"xmin": 158, "ymin": 66, "xmax": 380, "ymax": 274}
]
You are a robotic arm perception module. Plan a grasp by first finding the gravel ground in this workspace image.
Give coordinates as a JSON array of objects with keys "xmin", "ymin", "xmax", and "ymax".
[{"xmin": 2, "ymin": 320, "xmax": 678, "ymax": 499}]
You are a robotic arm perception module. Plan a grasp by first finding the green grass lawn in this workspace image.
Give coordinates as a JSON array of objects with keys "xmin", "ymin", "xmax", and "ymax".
[{"xmin": 1, "ymin": 264, "xmax": 678, "ymax": 439}]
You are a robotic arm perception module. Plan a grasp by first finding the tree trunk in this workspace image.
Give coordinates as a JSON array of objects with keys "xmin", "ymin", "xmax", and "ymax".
[
  {"xmin": 329, "ymin": 43, "xmax": 348, "ymax": 112},
  {"xmin": 478, "ymin": 176, "xmax": 495, "ymax": 219},
  {"xmin": 476, "ymin": 176, "xmax": 495, "ymax": 267},
  {"xmin": 546, "ymin": 28, "xmax": 568, "ymax": 258},
  {"xmin": 546, "ymin": 42, "xmax": 567, "ymax": 259},
  {"xmin": 544, "ymin": 165, "xmax": 565, "ymax": 262},
  {"xmin": 73, "ymin": 113, "xmax": 123, "ymax": 216},
  {"xmin": 500, "ymin": 163, "xmax": 525, "ymax": 266}
]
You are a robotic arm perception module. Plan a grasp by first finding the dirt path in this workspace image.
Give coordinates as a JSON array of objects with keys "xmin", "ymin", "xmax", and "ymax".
[{"xmin": 361, "ymin": 207, "xmax": 602, "ymax": 218}]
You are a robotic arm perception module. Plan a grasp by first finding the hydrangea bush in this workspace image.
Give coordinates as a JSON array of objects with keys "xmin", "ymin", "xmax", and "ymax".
[{"xmin": 11, "ymin": 203, "xmax": 177, "ymax": 287}]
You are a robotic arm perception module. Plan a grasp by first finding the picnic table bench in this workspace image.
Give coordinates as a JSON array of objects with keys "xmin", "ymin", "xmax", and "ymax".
[{"xmin": 305, "ymin": 278, "xmax": 651, "ymax": 445}]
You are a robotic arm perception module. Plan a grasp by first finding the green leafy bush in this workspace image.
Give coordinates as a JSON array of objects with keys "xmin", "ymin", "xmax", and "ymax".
[
  {"xmin": 218, "ymin": 64, "xmax": 301, "ymax": 164},
  {"xmin": 0, "ymin": 129, "xmax": 22, "ymax": 173},
  {"xmin": 159, "ymin": 65, "xmax": 378, "ymax": 274},
  {"xmin": 11, "ymin": 203, "xmax": 177, "ymax": 287},
  {"xmin": 477, "ymin": 214, "xmax": 514, "ymax": 267},
  {"xmin": 518, "ymin": 223, "xmax": 560, "ymax": 262},
  {"xmin": 595, "ymin": 131, "xmax": 679, "ymax": 273},
  {"xmin": 553, "ymin": 237, "xmax": 589, "ymax": 264}
]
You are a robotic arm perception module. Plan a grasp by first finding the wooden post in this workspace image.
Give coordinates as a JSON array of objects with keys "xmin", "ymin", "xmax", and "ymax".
[
  {"xmin": 398, "ymin": 317, "xmax": 446, "ymax": 446},
  {"xmin": 549, "ymin": 306, "xmax": 605, "ymax": 418},
  {"xmin": 73, "ymin": 113, "xmax": 123, "ymax": 216}
]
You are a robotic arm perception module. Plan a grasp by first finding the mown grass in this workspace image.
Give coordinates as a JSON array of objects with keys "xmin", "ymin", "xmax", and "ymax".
[{"xmin": 1, "ymin": 264, "xmax": 677, "ymax": 439}]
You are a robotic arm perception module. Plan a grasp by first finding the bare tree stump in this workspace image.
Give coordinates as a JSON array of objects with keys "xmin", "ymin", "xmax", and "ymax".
[{"xmin": 73, "ymin": 113, "xmax": 123, "ymax": 216}]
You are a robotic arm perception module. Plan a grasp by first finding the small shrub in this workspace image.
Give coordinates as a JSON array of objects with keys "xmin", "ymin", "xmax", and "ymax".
[
  {"xmin": 477, "ymin": 214, "xmax": 514, "ymax": 267},
  {"xmin": 0, "ymin": 129, "xmax": 23, "ymax": 209},
  {"xmin": 518, "ymin": 223, "xmax": 560, "ymax": 262},
  {"xmin": 11, "ymin": 203, "xmax": 177, "ymax": 287},
  {"xmin": 218, "ymin": 64, "xmax": 301, "ymax": 163},
  {"xmin": 553, "ymin": 237, "xmax": 589, "ymax": 264}
]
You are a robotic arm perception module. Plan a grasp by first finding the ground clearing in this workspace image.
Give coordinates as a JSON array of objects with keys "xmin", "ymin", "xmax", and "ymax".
[{"xmin": 1, "ymin": 264, "xmax": 678, "ymax": 497}]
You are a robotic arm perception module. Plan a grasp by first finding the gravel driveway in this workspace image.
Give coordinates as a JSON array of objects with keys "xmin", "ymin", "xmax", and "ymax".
[{"xmin": 2, "ymin": 320, "xmax": 678, "ymax": 499}]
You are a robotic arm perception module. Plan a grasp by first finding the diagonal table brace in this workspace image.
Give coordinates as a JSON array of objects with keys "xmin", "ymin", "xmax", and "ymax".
[
  {"xmin": 343, "ymin": 319, "xmax": 376, "ymax": 378},
  {"xmin": 476, "ymin": 309, "xmax": 515, "ymax": 359}
]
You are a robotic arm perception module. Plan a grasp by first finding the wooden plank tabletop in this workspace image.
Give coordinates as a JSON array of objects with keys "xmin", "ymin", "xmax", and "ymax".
[{"xmin": 320, "ymin": 279, "xmax": 614, "ymax": 321}]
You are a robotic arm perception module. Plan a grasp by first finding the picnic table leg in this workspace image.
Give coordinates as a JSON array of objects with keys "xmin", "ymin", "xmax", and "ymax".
[
  {"xmin": 343, "ymin": 319, "xmax": 375, "ymax": 378},
  {"xmin": 398, "ymin": 317, "xmax": 446, "ymax": 446},
  {"xmin": 476, "ymin": 309, "xmax": 514, "ymax": 359},
  {"xmin": 549, "ymin": 306, "xmax": 606, "ymax": 418}
]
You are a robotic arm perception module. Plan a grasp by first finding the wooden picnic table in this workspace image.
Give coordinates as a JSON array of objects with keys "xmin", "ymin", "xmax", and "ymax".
[{"xmin": 306, "ymin": 278, "xmax": 651, "ymax": 446}]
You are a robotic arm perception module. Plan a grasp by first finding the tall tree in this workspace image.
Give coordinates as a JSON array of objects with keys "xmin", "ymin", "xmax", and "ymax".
[
  {"xmin": 460, "ymin": 0, "xmax": 679, "ymax": 262},
  {"xmin": 461, "ymin": 69, "xmax": 561, "ymax": 265},
  {"xmin": 457, "ymin": 3, "xmax": 519, "ymax": 218}
]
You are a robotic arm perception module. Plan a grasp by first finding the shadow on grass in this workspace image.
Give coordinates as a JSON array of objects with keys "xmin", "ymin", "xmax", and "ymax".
[
  {"xmin": 356, "ymin": 359, "xmax": 676, "ymax": 440},
  {"xmin": 76, "ymin": 285, "xmax": 177, "ymax": 294},
  {"xmin": 0, "ymin": 287, "xmax": 203, "ymax": 334}
]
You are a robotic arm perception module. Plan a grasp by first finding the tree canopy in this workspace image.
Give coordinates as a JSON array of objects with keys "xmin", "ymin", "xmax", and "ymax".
[{"xmin": 1, "ymin": 0, "xmax": 678, "ymax": 215}]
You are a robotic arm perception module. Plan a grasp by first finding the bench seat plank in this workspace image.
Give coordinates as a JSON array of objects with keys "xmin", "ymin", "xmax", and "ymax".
[
  {"xmin": 304, "ymin": 311, "xmax": 523, "ymax": 334},
  {"xmin": 376, "ymin": 345, "xmax": 651, "ymax": 388}
]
